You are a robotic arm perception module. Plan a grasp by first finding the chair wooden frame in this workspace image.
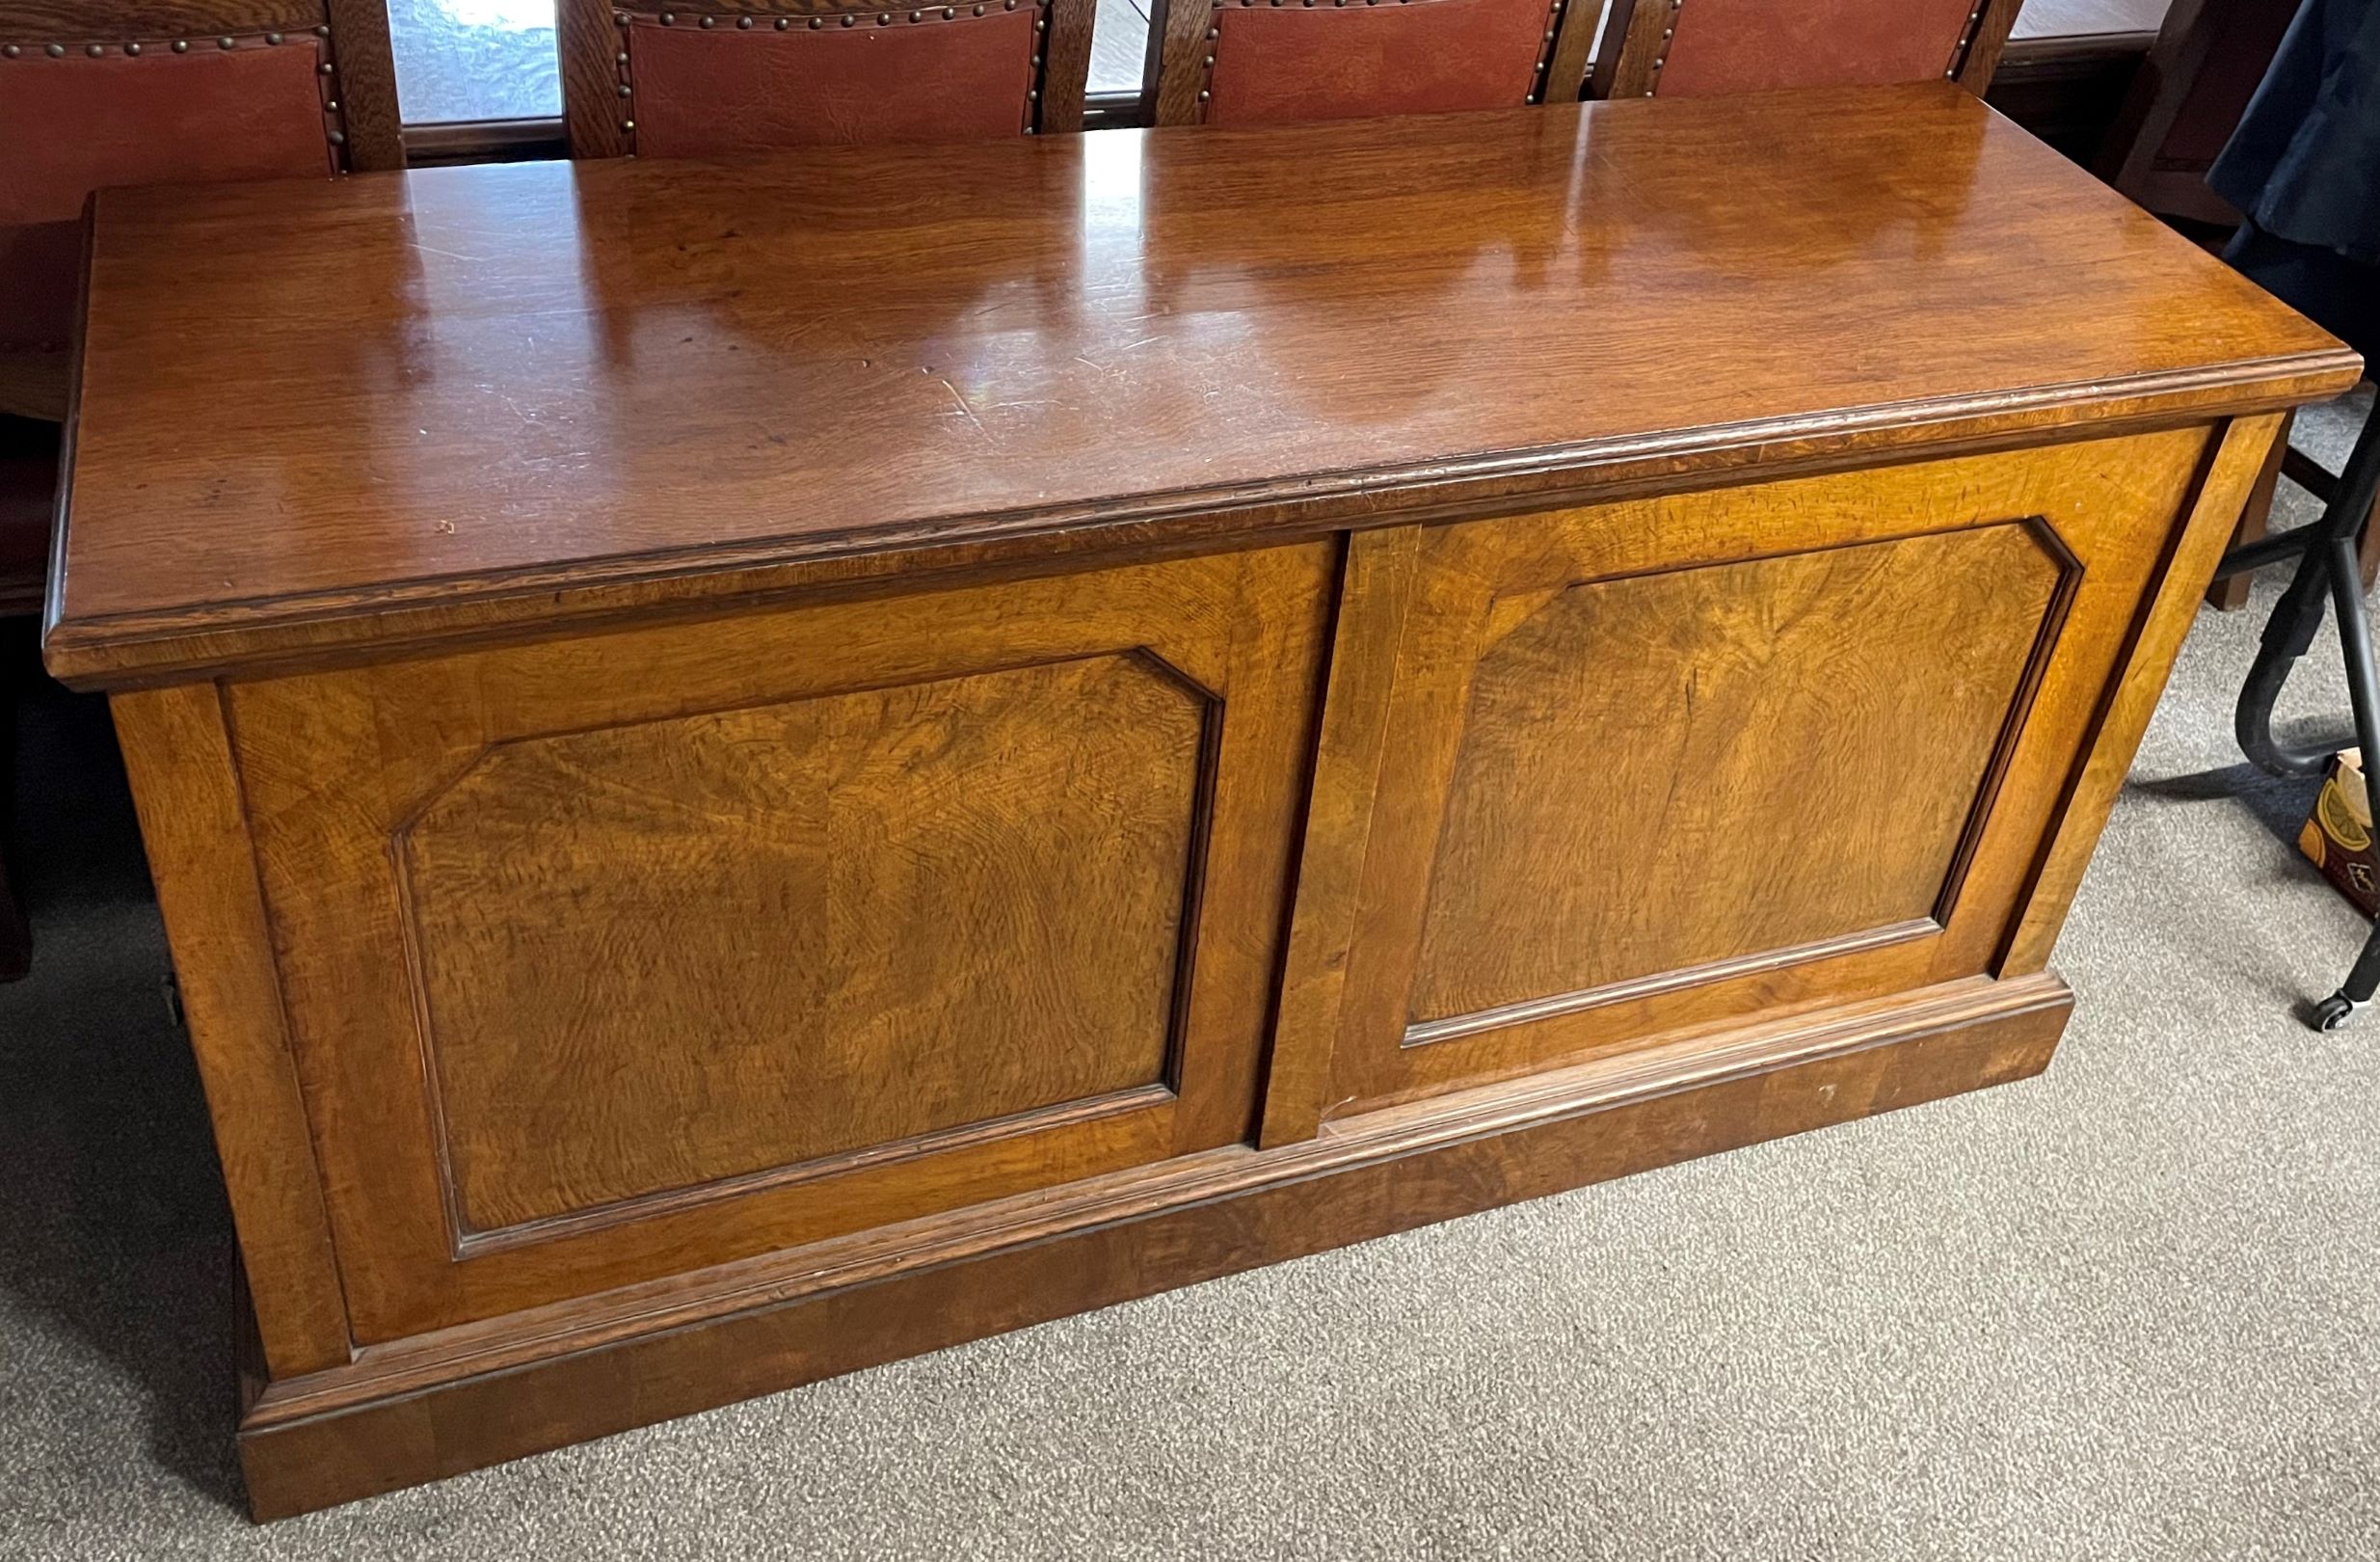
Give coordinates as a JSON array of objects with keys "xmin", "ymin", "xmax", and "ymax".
[
  {"xmin": 2093, "ymin": 0, "xmax": 2300, "ymax": 229},
  {"xmin": 1590, "ymin": 0, "xmax": 2026, "ymax": 100},
  {"xmin": 557, "ymin": 0, "xmax": 1100, "ymax": 158}
]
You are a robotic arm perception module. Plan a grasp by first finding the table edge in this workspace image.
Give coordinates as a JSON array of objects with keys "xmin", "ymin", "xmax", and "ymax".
[{"xmin": 42, "ymin": 347, "xmax": 2364, "ymax": 690}]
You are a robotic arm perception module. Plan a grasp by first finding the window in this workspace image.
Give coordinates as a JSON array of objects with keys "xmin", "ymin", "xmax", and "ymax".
[
  {"xmin": 388, "ymin": 0, "xmax": 564, "ymax": 125},
  {"xmin": 1089, "ymin": 0, "xmax": 1150, "ymax": 98},
  {"xmin": 388, "ymin": 0, "xmax": 1145, "ymax": 155}
]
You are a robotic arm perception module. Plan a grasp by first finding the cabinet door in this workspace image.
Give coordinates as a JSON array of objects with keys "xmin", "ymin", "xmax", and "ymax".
[
  {"xmin": 1297, "ymin": 429, "xmax": 2216, "ymax": 1119},
  {"xmin": 227, "ymin": 544, "xmax": 1331, "ymax": 1342}
]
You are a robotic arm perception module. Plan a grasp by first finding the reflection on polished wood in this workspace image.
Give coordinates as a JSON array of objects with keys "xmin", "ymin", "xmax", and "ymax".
[
  {"xmin": 52, "ymin": 85, "xmax": 2358, "ymax": 1518},
  {"xmin": 48, "ymin": 85, "xmax": 2347, "ymax": 684}
]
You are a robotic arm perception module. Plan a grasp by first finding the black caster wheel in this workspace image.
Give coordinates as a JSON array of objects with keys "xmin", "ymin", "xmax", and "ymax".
[{"xmin": 2312, "ymin": 993, "xmax": 2359, "ymax": 1032}]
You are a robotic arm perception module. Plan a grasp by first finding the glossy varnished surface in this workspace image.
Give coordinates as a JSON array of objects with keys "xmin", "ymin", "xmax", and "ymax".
[
  {"xmin": 50, "ymin": 82, "xmax": 2353, "ymax": 682},
  {"xmin": 79, "ymin": 66, "xmax": 2349, "ymax": 1509},
  {"xmin": 211, "ymin": 542, "xmax": 1331, "ymax": 1340}
]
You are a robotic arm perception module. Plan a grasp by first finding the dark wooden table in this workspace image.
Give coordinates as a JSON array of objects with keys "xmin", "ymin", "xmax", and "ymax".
[{"xmin": 47, "ymin": 84, "xmax": 2356, "ymax": 1518}]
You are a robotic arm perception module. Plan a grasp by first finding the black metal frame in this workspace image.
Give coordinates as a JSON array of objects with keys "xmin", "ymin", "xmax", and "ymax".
[{"xmin": 2216, "ymin": 400, "xmax": 2380, "ymax": 1028}]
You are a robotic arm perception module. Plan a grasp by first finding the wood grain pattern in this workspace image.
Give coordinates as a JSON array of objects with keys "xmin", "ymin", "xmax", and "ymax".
[
  {"xmin": 1036, "ymin": 0, "xmax": 1096, "ymax": 129},
  {"xmin": 1256, "ymin": 526, "xmax": 1416, "ymax": 1148},
  {"xmin": 554, "ymin": 0, "xmax": 628, "ymax": 157},
  {"xmin": 45, "ymin": 84, "xmax": 2355, "ymax": 688},
  {"xmin": 1586, "ymin": 0, "xmax": 1669, "ymax": 98},
  {"xmin": 110, "ymin": 683, "xmax": 352, "ymax": 1377},
  {"xmin": 320, "ymin": 0, "xmax": 403, "ymax": 170},
  {"xmin": 1145, "ymin": 0, "xmax": 1212, "ymax": 124},
  {"xmin": 55, "ymin": 81, "xmax": 2350, "ymax": 1521},
  {"xmin": 1538, "ymin": 0, "xmax": 1596, "ymax": 102},
  {"xmin": 234, "ymin": 970, "xmax": 2073, "ymax": 1518},
  {"xmin": 1324, "ymin": 427, "xmax": 2217, "ymax": 1113},
  {"xmin": 2001, "ymin": 413, "xmax": 2285, "ymax": 972},
  {"xmin": 2209, "ymin": 404, "xmax": 2290, "ymax": 610},
  {"xmin": 399, "ymin": 653, "xmax": 1208, "ymax": 1235},
  {"xmin": 0, "ymin": 0, "xmax": 328, "ymax": 33},
  {"xmin": 223, "ymin": 541, "xmax": 1328, "ymax": 1341},
  {"xmin": 1406, "ymin": 524, "xmax": 2066, "ymax": 1025},
  {"xmin": 1958, "ymin": 0, "xmax": 2026, "ymax": 89}
]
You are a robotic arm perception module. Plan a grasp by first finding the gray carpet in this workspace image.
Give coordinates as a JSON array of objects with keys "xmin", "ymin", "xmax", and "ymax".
[{"xmin": 4, "ymin": 390, "xmax": 2377, "ymax": 1560}]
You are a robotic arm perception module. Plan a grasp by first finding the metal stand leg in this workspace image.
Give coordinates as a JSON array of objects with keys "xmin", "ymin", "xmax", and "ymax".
[
  {"xmin": 2230, "ymin": 407, "xmax": 2380, "ymax": 1028},
  {"xmin": 2313, "ymin": 527, "xmax": 2380, "ymax": 1027},
  {"xmin": 2234, "ymin": 533, "xmax": 2349, "ymax": 777}
]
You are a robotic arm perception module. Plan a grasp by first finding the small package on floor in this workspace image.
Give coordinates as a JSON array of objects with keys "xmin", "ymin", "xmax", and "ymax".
[{"xmin": 2301, "ymin": 748, "xmax": 2379, "ymax": 915}]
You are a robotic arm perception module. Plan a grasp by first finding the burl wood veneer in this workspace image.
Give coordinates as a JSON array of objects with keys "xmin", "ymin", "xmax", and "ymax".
[{"xmin": 43, "ymin": 85, "xmax": 2358, "ymax": 1518}]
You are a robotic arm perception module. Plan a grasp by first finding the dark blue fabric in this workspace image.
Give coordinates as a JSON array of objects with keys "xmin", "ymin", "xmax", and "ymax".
[
  {"xmin": 2207, "ymin": 0, "xmax": 2380, "ymax": 266},
  {"xmin": 2225, "ymin": 220, "xmax": 2380, "ymax": 355}
]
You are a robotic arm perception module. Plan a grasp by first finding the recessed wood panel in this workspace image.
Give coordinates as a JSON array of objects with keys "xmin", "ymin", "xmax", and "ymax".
[
  {"xmin": 1407, "ymin": 523, "xmax": 2065, "ymax": 1029},
  {"xmin": 217, "ymin": 542, "xmax": 1331, "ymax": 1341},
  {"xmin": 397, "ymin": 653, "xmax": 1208, "ymax": 1235}
]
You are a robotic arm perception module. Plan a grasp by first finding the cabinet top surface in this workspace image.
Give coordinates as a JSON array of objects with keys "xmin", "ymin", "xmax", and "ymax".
[{"xmin": 47, "ymin": 83, "xmax": 2357, "ymax": 684}]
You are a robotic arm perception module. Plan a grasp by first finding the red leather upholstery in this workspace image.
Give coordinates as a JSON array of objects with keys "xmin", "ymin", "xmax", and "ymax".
[
  {"xmin": 628, "ymin": 12, "xmax": 1040, "ymax": 156},
  {"xmin": 1204, "ymin": 0, "xmax": 1551, "ymax": 125},
  {"xmin": 0, "ymin": 43, "xmax": 334, "ymax": 352},
  {"xmin": 1654, "ymin": 0, "xmax": 1978, "ymax": 97}
]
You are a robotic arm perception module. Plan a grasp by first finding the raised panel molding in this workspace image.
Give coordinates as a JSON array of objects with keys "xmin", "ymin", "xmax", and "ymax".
[
  {"xmin": 1405, "ymin": 520, "xmax": 2074, "ymax": 1037},
  {"xmin": 393, "ymin": 650, "xmax": 1214, "ymax": 1241}
]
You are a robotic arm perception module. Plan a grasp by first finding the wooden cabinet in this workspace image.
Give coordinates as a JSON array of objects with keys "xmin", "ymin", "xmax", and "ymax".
[
  {"xmin": 1296, "ymin": 431, "xmax": 2210, "ymax": 1119},
  {"xmin": 47, "ymin": 88, "xmax": 2359, "ymax": 1516},
  {"xmin": 203, "ymin": 545, "xmax": 1330, "ymax": 1341}
]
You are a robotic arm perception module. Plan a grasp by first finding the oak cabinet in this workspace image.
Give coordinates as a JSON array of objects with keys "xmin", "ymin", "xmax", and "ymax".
[
  {"xmin": 218, "ymin": 544, "xmax": 1333, "ymax": 1341},
  {"xmin": 47, "ymin": 87, "xmax": 2357, "ymax": 1515},
  {"xmin": 1304, "ymin": 431, "xmax": 2209, "ymax": 1116}
]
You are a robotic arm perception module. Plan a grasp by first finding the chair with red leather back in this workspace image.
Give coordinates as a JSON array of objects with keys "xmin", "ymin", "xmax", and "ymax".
[
  {"xmin": 1145, "ymin": 0, "xmax": 1600, "ymax": 126},
  {"xmin": 1591, "ymin": 0, "xmax": 2026, "ymax": 100},
  {"xmin": 557, "ymin": 0, "xmax": 1099, "ymax": 157},
  {"xmin": 0, "ymin": 0, "xmax": 400, "ymax": 979}
]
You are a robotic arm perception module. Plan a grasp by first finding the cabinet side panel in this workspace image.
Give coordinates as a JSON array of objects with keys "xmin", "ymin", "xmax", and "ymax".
[
  {"xmin": 112, "ymin": 682, "xmax": 351, "ymax": 1377},
  {"xmin": 2002, "ymin": 412, "xmax": 2286, "ymax": 970}
]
